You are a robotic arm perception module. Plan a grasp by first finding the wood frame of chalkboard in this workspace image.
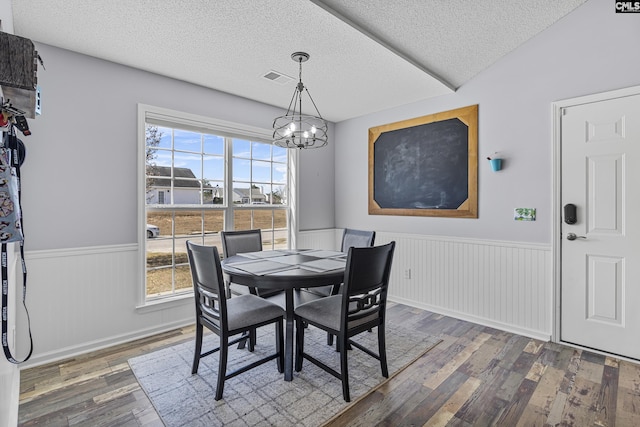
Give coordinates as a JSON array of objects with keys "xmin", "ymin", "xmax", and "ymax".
[{"xmin": 368, "ymin": 104, "xmax": 478, "ymax": 218}]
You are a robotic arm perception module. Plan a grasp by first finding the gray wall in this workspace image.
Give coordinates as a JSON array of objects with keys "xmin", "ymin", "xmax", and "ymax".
[
  {"xmin": 334, "ymin": 0, "xmax": 640, "ymax": 244},
  {"xmin": 22, "ymin": 44, "xmax": 335, "ymax": 251}
]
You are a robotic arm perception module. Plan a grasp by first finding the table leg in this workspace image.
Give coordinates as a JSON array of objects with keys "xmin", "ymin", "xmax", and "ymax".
[{"xmin": 284, "ymin": 288, "xmax": 294, "ymax": 381}]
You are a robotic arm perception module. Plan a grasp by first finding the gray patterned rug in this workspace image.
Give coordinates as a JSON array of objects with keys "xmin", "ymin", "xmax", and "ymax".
[{"xmin": 128, "ymin": 318, "xmax": 440, "ymax": 426}]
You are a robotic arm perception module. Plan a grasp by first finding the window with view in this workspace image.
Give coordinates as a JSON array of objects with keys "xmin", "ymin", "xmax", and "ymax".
[{"xmin": 142, "ymin": 107, "xmax": 290, "ymax": 300}]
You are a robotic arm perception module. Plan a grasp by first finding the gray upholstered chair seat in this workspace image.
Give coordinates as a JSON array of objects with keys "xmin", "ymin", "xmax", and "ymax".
[
  {"xmin": 294, "ymin": 295, "xmax": 378, "ymax": 331},
  {"xmin": 225, "ymin": 295, "xmax": 285, "ymax": 331}
]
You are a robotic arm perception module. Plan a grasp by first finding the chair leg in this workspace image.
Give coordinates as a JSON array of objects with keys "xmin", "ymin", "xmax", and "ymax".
[
  {"xmin": 191, "ymin": 323, "xmax": 203, "ymax": 374},
  {"xmin": 276, "ymin": 319, "xmax": 284, "ymax": 374},
  {"xmin": 237, "ymin": 331, "xmax": 249, "ymax": 350},
  {"xmin": 225, "ymin": 280, "xmax": 231, "ymax": 299},
  {"xmin": 295, "ymin": 319, "xmax": 304, "ymax": 372},
  {"xmin": 339, "ymin": 334, "xmax": 350, "ymax": 402},
  {"xmin": 378, "ymin": 324, "xmax": 389, "ymax": 378},
  {"xmin": 215, "ymin": 334, "xmax": 229, "ymax": 401},
  {"xmin": 249, "ymin": 328, "xmax": 256, "ymax": 352},
  {"xmin": 327, "ymin": 333, "xmax": 334, "ymax": 346},
  {"xmin": 335, "ymin": 337, "xmax": 351, "ymax": 352}
]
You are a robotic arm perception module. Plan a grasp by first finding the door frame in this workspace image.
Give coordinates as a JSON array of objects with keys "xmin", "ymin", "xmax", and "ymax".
[{"xmin": 552, "ymin": 84, "xmax": 640, "ymax": 348}]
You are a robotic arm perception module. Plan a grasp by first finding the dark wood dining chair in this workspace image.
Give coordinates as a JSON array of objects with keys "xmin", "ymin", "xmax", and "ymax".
[
  {"xmin": 300, "ymin": 228, "xmax": 376, "ymax": 346},
  {"xmin": 302, "ymin": 228, "xmax": 376, "ymax": 299},
  {"xmin": 294, "ymin": 241, "xmax": 395, "ymax": 402},
  {"xmin": 186, "ymin": 241, "xmax": 284, "ymax": 400},
  {"xmin": 220, "ymin": 229, "xmax": 283, "ymax": 298}
]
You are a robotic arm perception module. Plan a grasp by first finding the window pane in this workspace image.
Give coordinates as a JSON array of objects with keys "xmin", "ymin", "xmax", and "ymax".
[
  {"xmin": 174, "ymin": 129, "xmax": 201, "ymax": 152},
  {"xmin": 272, "ymin": 162, "xmax": 287, "ymax": 184},
  {"xmin": 206, "ymin": 182, "xmax": 224, "ymax": 205},
  {"xmin": 174, "ymin": 210, "xmax": 203, "ymax": 235},
  {"xmin": 233, "ymin": 158, "xmax": 250, "ymax": 181},
  {"xmin": 152, "ymin": 148, "xmax": 172, "ymax": 168},
  {"xmin": 251, "ymin": 185, "xmax": 267, "ymax": 204},
  {"xmin": 243, "ymin": 209, "xmax": 288, "ymax": 250},
  {"xmin": 203, "ymin": 156, "xmax": 224, "ymax": 181},
  {"xmin": 252, "ymin": 160, "xmax": 271, "ymax": 183},
  {"xmin": 146, "ymin": 210, "xmax": 175, "ymax": 297},
  {"xmin": 274, "ymin": 210, "xmax": 288, "ymax": 249},
  {"xmin": 203, "ymin": 210, "xmax": 224, "ymax": 234},
  {"xmin": 146, "ymin": 161, "xmax": 170, "ymax": 204},
  {"xmin": 253, "ymin": 209, "xmax": 273, "ymax": 230},
  {"xmin": 233, "ymin": 209, "xmax": 253, "ymax": 230},
  {"xmin": 271, "ymin": 184, "xmax": 287, "ymax": 205},
  {"xmin": 157, "ymin": 127, "xmax": 172, "ymax": 149},
  {"xmin": 146, "ymin": 267, "xmax": 175, "ymax": 298},
  {"xmin": 146, "ymin": 211, "xmax": 170, "ymax": 240},
  {"xmin": 204, "ymin": 134, "xmax": 223, "ymax": 155},
  {"xmin": 173, "ymin": 174, "xmax": 201, "ymax": 204},
  {"xmin": 175, "ymin": 152, "xmax": 202, "ymax": 179},
  {"xmin": 252, "ymin": 141, "xmax": 271, "ymax": 160},
  {"xmin": 233, "ymin": 139, "xmax": 251, "ymax": 158},
  {"xmin": 233, "ymin": 183, "xmax": 251, "ymax": 205},
  {"xmin": 273, "ymin": 145, "xmax": 287, "ymax": 163}
]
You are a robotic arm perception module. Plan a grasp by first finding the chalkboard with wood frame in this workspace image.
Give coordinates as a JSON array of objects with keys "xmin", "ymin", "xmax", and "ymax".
[{"xmin": 368, "ymin": 105, "xmax": 478, "ymax": 218}]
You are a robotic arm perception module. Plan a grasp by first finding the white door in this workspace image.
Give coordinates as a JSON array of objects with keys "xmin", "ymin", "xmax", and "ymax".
[{"xmin": 561, "ymin": 92, "xmax": 640, "ymax": 360}]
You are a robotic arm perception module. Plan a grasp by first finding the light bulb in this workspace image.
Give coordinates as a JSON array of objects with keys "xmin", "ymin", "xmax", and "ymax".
[
  {"xmin": 284, "ymin": 128, "xmax": 291, "ymax": 136},
  {"xmin": 289, "ymin": 122, "xmax": 296, "ymax": 132},
  {"xmin": 311, "ymin": 125, "xmax": 317, "ymax": 134},
  {"xmin": 303, "ymin": 131, "xmax": 309, "ymax": 138}
]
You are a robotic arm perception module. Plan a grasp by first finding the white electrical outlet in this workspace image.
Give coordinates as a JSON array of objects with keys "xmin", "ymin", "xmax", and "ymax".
[{"xmin": 404, "ymin": 268, "xmax": 411, "ymax": 279}]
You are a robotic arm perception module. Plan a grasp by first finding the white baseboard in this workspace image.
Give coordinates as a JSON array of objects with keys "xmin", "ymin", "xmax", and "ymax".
[{"xmin": 389, "ymin": 295, "xmax": 551, "ymax": 342}]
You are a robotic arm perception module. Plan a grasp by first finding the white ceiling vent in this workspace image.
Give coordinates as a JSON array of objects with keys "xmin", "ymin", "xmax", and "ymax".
[{"xmin": 263, "ymin": 70, "xmax": 294, "ymax": 85}]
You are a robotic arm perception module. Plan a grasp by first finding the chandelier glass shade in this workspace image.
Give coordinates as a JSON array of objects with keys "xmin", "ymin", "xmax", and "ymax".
[{"xmin": 273, "ymin": 52, "xmax": 328, "ymax": 149}]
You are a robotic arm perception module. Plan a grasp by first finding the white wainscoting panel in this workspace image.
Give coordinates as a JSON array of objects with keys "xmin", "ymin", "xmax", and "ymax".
[
  {"xmin": 299, "ymin": 229, "xmax": 553, "ymax": 340},
  {"xmin": 297, "ymin": 228, "xmax": 342, "ymax": 250},
  {"xmin": 21, "ymin": 245, "xmax": 193, "ymax": 367},
  {"xmin": 376, "ymin": 232, "xmax": 552, "ymax": 340}
]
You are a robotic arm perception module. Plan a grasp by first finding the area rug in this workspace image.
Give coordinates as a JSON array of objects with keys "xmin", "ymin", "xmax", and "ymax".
[{"xmin": 128, "ymin": 319, "xmax": 441, "ymax": 426}]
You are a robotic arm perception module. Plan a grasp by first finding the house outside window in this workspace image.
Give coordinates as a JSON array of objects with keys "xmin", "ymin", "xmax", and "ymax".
[{"xmin": 140, "ymin": 105, "xmax": 292, "ymax": 301}]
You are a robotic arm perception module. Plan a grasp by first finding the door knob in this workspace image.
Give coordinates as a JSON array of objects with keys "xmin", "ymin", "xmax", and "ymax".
[{"xmin": 567, "ymin": 232, "xmax": 586, "ymax": 241}]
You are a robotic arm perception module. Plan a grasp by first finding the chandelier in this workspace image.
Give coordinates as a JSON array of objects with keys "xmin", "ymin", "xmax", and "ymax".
[{"xmin": 273, "ymin": 52, "xmax": 328, "ymax": 149}]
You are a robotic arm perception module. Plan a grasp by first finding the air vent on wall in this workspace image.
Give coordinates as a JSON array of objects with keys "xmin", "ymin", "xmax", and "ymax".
[{"xmin": 262, "ymin": 70, "xmax": 294, "ymax": 85}]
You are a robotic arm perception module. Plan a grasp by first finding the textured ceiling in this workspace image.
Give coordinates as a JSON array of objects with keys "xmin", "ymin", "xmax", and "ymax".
[{"xmin": 10, "ymin": 0, "xmax": 587, "ymax": 122}]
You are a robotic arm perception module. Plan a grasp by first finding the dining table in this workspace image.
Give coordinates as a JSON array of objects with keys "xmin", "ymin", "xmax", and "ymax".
[{"xmin": 220, "ymin": 249, "xmax": 346, "ymax": 381}]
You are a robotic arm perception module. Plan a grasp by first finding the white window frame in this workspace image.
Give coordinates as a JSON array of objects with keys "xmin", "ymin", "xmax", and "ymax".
[{"xmin": 136, "ymin": 104, "xmax": 298, "ymax": 307}]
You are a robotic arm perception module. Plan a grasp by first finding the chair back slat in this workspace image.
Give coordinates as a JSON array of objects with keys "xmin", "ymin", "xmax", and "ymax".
[
  {"xmin": 186, "ymin": 241, "xmax": 227, "ymax": 328},
  {"xmin": 198, "ymin": 286, "xmax": 221, "ymax": 322},
  {"xmin": 347, "ymin": 288, "xmax": 382, "ymax": 314},
  {"xmin": 341, "ymin": 228, "xmax": 376, "ymax": 251},
  {"xmin": 221, "ymin": 229, "xmax": 262, "ymax": 258}
]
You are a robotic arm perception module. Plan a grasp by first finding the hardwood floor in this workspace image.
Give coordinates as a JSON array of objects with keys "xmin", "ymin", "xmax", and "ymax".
[{"xmin": 18, "ymin": 303, "xmax": 640, "ymax": 426}]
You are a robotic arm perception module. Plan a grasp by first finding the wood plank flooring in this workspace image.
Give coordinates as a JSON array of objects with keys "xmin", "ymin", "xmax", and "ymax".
[{"xmin": 18, "ymin": 303, "xmax": 640, "ymax": 426}]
